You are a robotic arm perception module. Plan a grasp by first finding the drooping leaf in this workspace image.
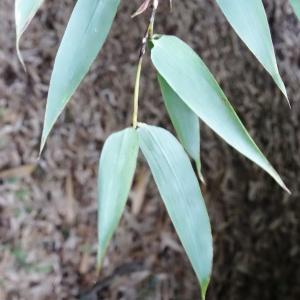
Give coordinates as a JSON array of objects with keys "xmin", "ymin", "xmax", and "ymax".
[
  {"xmin": 151, "ymin": 35, "xmax": 289, "ymax": 193},
  {"xmin": 97, "ymin": 128, "xmax": 139, "ymax": 269},
  {"xmin": 15, "ymin": 0, "xmax": 44, "ymax": 68},
  {"xmin": 158, "ymin": 74, "xmax": 204, "ymax": 182},
  {"xmin": 215, "ymin": 0, "xmax": 288, "ymax": 102},
  {"xmin": 138, "ymin": 124, "xmax": 212, "ymax": 299},
  {"xmin": 290, "ymin": 0, "xmax": 300, "ymax": 19},
  {"xmin": 40, "ymin": 0, "xmax": 121, "ymax": 152}
]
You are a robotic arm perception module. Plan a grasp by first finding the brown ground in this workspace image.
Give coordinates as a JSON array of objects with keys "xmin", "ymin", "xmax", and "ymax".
[{"xmin": 0, "ymin": 0, "xmax": 299, "ymax": 299}]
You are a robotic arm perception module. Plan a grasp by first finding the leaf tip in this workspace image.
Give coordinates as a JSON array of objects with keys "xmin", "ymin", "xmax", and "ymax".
[
  {"xmin": 282, "ymin": 88, "xmax": 291, "ymax": 108},
  {"xmin": 275, "ymin": 74, "xmax": 290, "ymax": 107},
  {"xmin": 39, "ymin": 127, "xmax": 49, "ymax": 157},
  {"xmin": 16, "ymin": 40, "xmax": 27, "ymax": 72},
  {"xmin": 283, "ymin": 184, "xmax": 291, "ymax": 195},
  {"xmin": 286, "ymin": 96, "xmax": 292, "ymax": 109},
  {"xmin": 39, "ymin": 138, "xmax": 45, "ymax": 157},
  {"xmin": 271, "ymin": 166, "xmax": 290, "ymax": 194},
  {"xmin": 39, "ymin": 113, "xmax": 55, "ymax": 156},
  {"xmin": 277, "ymin": 176, "xmax": 291, "ymax": 194},
  {"xmin": 196, "ymin": 160, "xmax": 205, "ymax": 184}
]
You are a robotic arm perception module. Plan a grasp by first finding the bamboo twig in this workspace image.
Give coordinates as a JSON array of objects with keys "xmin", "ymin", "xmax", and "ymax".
[{"xmin": 132, "ymin": 0, "xmax": 160, "ymax": 128}]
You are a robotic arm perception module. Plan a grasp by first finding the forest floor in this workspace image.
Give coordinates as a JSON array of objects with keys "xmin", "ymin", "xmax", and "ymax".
[{"xmin": 0, "ymin": 0, "xmax": 299, "ymax": 299}]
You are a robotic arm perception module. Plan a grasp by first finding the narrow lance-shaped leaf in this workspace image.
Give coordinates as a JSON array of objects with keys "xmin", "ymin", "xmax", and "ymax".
[
  {"xmin": 158, "ymin": 74, "xmax": 204, "ymax": 182},
  {"xmin": 151, "ymin": 35, "xmax": 290, "ymax": 193},
  {"xmin": 138, "ymin": 124, "xmax": 213, "ymax": 299},
  {"xmin": 97, "ymin": 128, "xmax": 139, "ymax": 269},
  {"xmin": 15, "ymin": 0, "xmax": 44, "ymax": 68},
  {"xmin": 216, "ymin": 0, "xmax": 289, "ymax": 103},
  {"xmin": 290, "ymin": 0, "xmax": 300, "ymax": 20},
  {"xmin": 41, "ymin": 0, "xmax": 121, "ymax": 153}
]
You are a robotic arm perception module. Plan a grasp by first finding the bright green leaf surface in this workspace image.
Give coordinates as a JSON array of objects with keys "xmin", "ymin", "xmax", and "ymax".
[
  {"xmin": 151, "ymin": 35, "xmax": 289, "ymax": 193},
  {"xmin": 216, "ymin": 0, "xmax": 288, "ymax": 101},
  {"xmin": 158, "ymin": 74, "xmax": 204, "ymax": 181},
  {"xmin": 15, "ymin": 0, "xmax": 44, "ymax": 68},
  {"xmin": 138, "ymin": 124, "xmax": 212, "ymax": 299},
  {"xmin": 290, "ymin": 0, "xmax": 300, "ymax": 19},
  {"xmin": 41, "ymin": 0, "xmax": 120, "ymax": 152},
  {"xmin": 97, "ymin": 128, "xmax": 139, "ymax": 268}
]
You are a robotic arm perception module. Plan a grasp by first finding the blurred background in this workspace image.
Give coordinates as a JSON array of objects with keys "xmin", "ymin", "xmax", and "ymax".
[{"xmin": 0, "ymin": 0, "xmax": 299, "ymax": 299}]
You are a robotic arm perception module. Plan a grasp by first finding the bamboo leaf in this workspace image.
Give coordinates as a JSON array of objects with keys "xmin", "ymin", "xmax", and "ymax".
[
  {"xmin": 290, "ymin": 0, "xmax": 300, "ymax": 19},
  {"xmin": 158, "ymin": 74, "xmax": 204, "ymax": 182},
  {"xmin": 151, "ymin": 35, "xmax": 289, "ymax": 193},
  {"xmin": 40, "ymin": 0, "xmax": 120, "ymax": 153},
  {"xmin": 138, "ymin": 124, "xmax": 212, "ymax": 299},
  {"xmin": 97, "ymin": 128, "xmax": 139, "ymax": 269},
  {"xmin": 15, "ymin": 0, "xmax": 44, "ymax": 68},
  {"xmin": 216, "ymin": 0, "xmax": 289, "ymax": 102}
]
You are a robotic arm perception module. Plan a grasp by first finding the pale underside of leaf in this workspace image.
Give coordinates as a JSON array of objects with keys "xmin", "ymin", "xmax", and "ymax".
[
  {"xmin": 216, "ymin": 0, "xmax": 289, "ymax": 104},
  {"xmin": 157, "ymin": 74, "xmax": 204, "ymax": 182},
  {"xmin": 138, "ymin": 124, "xmax": 212, "ymax": 299},
  {"xmin": 40, "ymin": 0, "xmax": 120, "ymax": 153},
  {"xmin": 151, "ymin": 35, "xmax": 289, "ymax": 193},
  {"xmin": 97, "ymin": 128, "xmax": 139, "ymax": 269},
  {"xmin": 290, "ymin": 0, "xmax": 300, "ymax": 19},
  {"xmin": 15, "ymin": 0, "xmax": 44, "ymax": 69}
]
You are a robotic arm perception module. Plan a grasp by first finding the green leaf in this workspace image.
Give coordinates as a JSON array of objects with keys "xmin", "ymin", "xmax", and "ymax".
[
  {"xmin": 216, "ymin": 0, "xmax": 289, "ymax": 102},
  {"xmin": 15, "ymin": 0, "xmax": 44, "ymax": 68},
  {"xmin": 97, "ymin": 128, "xmax": 139, "ymax": 269},
  {"xmin": 138, "ymin": 124, "xmax": 212, "ymax": 299},
  {"xmin": 158, "ymin": 74, "xmax": 204, "ymax": 182},
  {"xmin": 151, "ymin": 35, "xmax": 289, "ymax": 193},
  {"xmin": 40, "ymin": 0, "xmax": 121, "ymax": 153},
  {"xmin": 290, "ymin": 0, "xmax": 300, "ymax": 19}
]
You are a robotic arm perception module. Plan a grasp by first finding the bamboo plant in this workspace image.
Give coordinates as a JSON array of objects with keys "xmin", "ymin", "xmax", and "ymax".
[{"xmin": 15, "ymin": 0, "xmax": 298, "ymax": 298}]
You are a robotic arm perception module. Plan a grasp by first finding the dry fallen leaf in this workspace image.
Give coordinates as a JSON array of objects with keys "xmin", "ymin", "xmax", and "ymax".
[
  {"xmin": 130, "ymin": 167, "xmax": 150, "ymax": 215},
  {"xmin": 161, "ymin": 232, "xmax": 183, "ymax": 253},
  {"xmin": 131, "ymin": 0, "xmax": 151, "ymax": 18},
  {"xmin": 0, "ymin": 164, "xmax": 36, "ymax": 179},
  {"xmin": 65, "ymin": 174, "xmax": 77, "ymax": 224}
]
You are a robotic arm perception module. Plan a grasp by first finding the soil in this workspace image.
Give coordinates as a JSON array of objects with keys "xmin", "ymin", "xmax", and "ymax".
[{"xmin": 0, "ymin": 0, "xmax": 299, "ymax": 299}]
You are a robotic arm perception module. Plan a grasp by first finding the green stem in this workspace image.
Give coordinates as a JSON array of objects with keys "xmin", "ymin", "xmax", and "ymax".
[
  {"xmin": 132, "ymin": 57, "xmax": 143, "ymax": 128},
  {"xmin": 131, "ymin": 0, "xmax": 160, "ymax": 128}
]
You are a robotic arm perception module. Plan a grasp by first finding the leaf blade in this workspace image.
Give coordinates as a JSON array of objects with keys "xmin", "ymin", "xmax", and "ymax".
[
  {"xmin": 151, "ymin": 35, "xmax": 289, "ymax": 193},
  {"xmin": 41, "ymin": 0, "xmax": 120, "ymax": 152},
  {"xmin": 216, "ymin": 0, "xmax": 288, "ymax": 101},
  {"xmin": 158, "ymin": 74, "xmax": 204, "ymax": 181},
  {"xmin": 97, "ymin": 128, "xmax": 139, "ymax": 268},
  {"xmin": 15, "ymin": 0, "xmax": 44, "ymax": 68},
  {"xmin": 138, "ymin": 124, "xmax": 212, "ymax": 299}
]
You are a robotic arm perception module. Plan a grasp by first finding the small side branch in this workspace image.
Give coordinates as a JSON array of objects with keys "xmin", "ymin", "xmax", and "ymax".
[{"xmin": 132, "ymin": 0, "xmax": 160, "ymax": 128}]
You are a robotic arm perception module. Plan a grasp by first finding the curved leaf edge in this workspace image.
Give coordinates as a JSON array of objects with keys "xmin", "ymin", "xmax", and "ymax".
[
  {"xmin": 97, "ymin": 127, "xmax": 139, "ymax": 271},
  {"xmin": 15, "ymin": 0, "xmax": 45, "ymax": 70},
  {"xmin": 39, "ymin": 0, "xmax": 121, "ymax": 154},
  {"xmin": 151, "ymin": 35, "xmax": 290, "ymax": 194},
  {"xmin": 215, "ymin": 0, "xmax": 289, "ymax": 105},
  {"xmin": 137, "ymin": 123, "xmax": 213, "ymax": 299}
]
